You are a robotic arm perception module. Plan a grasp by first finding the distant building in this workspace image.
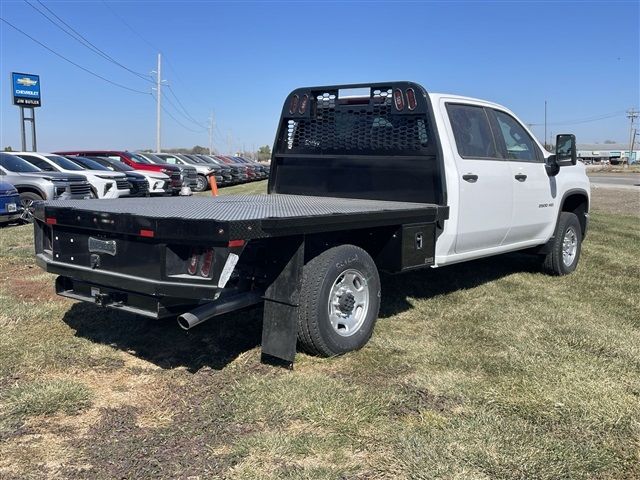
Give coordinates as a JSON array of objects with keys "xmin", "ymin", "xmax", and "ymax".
[{"xmin": 577, "ymin": 143, "xmax": 637, "ymax": 164}]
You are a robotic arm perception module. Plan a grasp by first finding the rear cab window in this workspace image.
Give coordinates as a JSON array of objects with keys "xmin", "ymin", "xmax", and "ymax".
[{"xmin": 446, "ymin": 104, "xmax": 499, "ymax": 159}]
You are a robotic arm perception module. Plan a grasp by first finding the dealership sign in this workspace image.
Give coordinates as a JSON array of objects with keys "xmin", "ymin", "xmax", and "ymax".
[{"xmin": 11, "ymin": 72, "xmax": 41, "ymax": 107}]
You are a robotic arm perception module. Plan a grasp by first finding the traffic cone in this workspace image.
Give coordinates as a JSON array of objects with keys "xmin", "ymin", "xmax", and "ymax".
[{"xmin": 209, "ymin": 175, "xmax": 218, "ymax": 196}]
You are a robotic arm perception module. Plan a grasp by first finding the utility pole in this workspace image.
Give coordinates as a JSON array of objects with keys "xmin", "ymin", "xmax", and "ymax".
[
  {"xmin": 208, "ymin": 111, "xmax": 215, "ymax": 155},
  {"xmin": 155, "ymin": 53, "xmax": 162, "ymax": 153},
  {"xmin": 626, "ymin": 109, "xmax": 639, "ymax": 165},
  {"xmin": 227, "ymin": 132, "xmax": 232, "ymax": 155}
]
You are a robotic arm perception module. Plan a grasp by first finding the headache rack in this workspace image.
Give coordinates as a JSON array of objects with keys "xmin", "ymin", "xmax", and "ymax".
[{"xmin": 268, "ymin": 81, "xmax": 446, "ymax": 206}]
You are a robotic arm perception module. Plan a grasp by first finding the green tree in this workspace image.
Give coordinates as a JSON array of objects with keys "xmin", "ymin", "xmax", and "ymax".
[
  {"xmin": 257, "ymin": 145, "xmax": 271, "ymax": 163},
  {"xmin": 191, "ymin": 145, "xmax": 208, "ymax": 154},
  {"xmin": 3, "ymin": 146, "xmax": 13, "ymax": 152}
]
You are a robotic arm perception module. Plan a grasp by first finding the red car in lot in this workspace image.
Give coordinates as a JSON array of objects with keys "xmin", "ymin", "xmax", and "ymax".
[{"xmin": 55, "ymin": 150, "xmax": 183, "ymax": 194}]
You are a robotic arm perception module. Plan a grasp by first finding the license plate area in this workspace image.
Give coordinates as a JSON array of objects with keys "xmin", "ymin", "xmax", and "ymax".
[
  {"xmin": 51, "ymin": 227, "xmax": 162, "ymax": 278},
  {"xmin": 7, "ymin": 203, "xmax": 17, "ymax": 213}
]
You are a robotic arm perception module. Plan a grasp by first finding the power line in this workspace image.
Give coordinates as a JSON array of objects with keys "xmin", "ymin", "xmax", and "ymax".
[
  {"xmin": 160, "ymin": 90, "xmax": 207, "ymax": 132},
  {"xmin": 165, "ymin": 85, "xmax": 207, "ymax": 128},
  {"xmin": 151, "ymin": 91, "xmax": 206, "ymax": 134},
  {"xmin": 100, "ymin": 0, "xmax": 206, "ymax": 127},
  {"xmin": 528, "ymin": 110, "xmax": 626, "ymax": 126},
  {"xmin": 161, "ymin": 90, "xmax": 206, "ymax": 131},
  {"xmin": 25, "ymin": 0, "xmax": 154, "ymax": 85},
  {"xmin": 0, "ymin": 17, "xmax": 151, "ymax": 95},
  {"xmin": 100, "ymin": 0, "xmax": 159, "ymax": 53}
]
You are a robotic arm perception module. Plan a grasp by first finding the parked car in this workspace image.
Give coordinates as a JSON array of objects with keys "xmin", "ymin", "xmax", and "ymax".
[
  {"xmin": 0, "ymin": 152, "xmax": 91, "ymax": 222},
  {"xmin": 217, "ymin": 155, "xmax": 257, "ymax": 180},
  {"xmin": 13, "ymin": 152, "xmax": 130, "ymax": 199},
  {"xmin": 195, "ymin": 155, "xmax": 234, "ymax": 185},
  {"xmin": 68, "ymin": 156, "xmax": 169, "ymax": 196},
  {"xmin": 0, "ymin": 180, "xmax": 22, "ymax": 225},
  {"xmin": 134, "ymin": 152, "xmax": 198, "ymax": 192},
  {"xmin": 212, "ymin": 155, "xmax": 249, "ymax": 183},
  {"xmin": 55, "ymin": 151, "xmax": 184, "ymax": 195},
  {"xmin": 182, "ymin": 155, "xmax": 226, "ymax": 187},
  {"xmin": 153, "ymin": 153, "xmax": 221, "ymax": 192},
  {"xmin": 234, "ymin": 156, "xmax": 268, "ymax": 179},
  {"xmin": 66, "ymin": 156, "xmax": 150, "ymax": 197}
]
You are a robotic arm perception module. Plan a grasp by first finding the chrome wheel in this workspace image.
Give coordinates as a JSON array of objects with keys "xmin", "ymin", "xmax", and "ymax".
[
  {"xmin": 195, "ymin": 175, "xmax": 208, "ymax": 192},
  {"xmin": 562, "ymin": 226, "xmax": 578, "ymax": 267},
  {"xmin": 20, "ymin": 198, "xmax": 35, "ymax": 223},
  {"xmin": 327, "ymin": 268, "xmax": 370, "ymax": 337}
]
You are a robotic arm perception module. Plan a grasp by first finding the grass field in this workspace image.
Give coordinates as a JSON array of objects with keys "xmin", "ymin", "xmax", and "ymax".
[{"xmin": 0, "ymin": 182, "xmax": 638, "ymax": 479}]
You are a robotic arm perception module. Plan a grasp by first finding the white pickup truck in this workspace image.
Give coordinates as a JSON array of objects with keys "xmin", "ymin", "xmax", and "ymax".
[{"xmin": 34, "ymin": 82, "xmax": 590, "ymax": 365}]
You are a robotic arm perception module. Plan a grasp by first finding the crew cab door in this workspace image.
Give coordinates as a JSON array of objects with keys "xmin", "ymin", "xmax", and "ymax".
[
  {"xmin": 489, "ymin": 109, "xmax": 556, "ymax": 244},
  {"xmin": 445, "ymin": 103, "xmax": 513, "ymax": 253}
]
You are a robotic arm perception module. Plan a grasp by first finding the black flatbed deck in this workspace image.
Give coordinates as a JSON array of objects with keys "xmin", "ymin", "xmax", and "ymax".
[{"xmin": 36, "ymin": 194, "xmax": 444, "ymax": 242}]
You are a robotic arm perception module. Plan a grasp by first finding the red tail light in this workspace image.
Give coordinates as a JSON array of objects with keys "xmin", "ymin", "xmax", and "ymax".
[
  {"xmin": 139, "ymin": 229, "xmax": 154, "ymax": 238},
  {"xmin": 228, "ymin": 239, "xmax": 245, "ymax": 248},
  {"xmin": 200, "ymin": 250, "xmax": 214, "ymax": 278},
  {"xmin": 406, "ymin": 88, "xmax": 417, "ymax": 111},
  {"xmin": 45, "ymin": 217, "xmax": 57, "ymax": 225},
  {"xmin": 289, "ymin": 94, "xmax": 299, "ymax": 114},
  {"xmin": 187, "ymin": 249, "xmax": 199, "ymax": 275},
  {"xmin": 298, "ymin": 94, "xmax": 309, "ymax": 114},
  {"xmin": 393, "ymin": 88, "xmax": 405, "ymax": 111}
]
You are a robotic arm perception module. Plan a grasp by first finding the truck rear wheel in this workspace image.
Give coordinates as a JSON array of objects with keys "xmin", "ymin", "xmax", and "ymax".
[
  {"xmin": 297, "ymin": 245, "xmax": 380, "ymax": 357},
  {"xmin": 542, "ymin": 212, "xmax": 582, "ymax": 275}
]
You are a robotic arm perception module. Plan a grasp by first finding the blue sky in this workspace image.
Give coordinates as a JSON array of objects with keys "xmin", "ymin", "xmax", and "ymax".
[{"xmin": 1, "ymin": 1, "xmax": 638, "ymax": 152}]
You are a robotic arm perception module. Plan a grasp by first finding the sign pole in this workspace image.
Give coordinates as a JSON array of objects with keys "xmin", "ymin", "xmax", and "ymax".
[
  {"xmin": 19, "ymin": 106, "xmax": 26, "ymax": 151},
  {"xmin": 30, "ymin": 108, "xmax": 37, "ymax": 151}
]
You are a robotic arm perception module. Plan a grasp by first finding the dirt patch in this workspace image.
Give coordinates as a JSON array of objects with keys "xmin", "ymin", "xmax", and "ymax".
[
  {"xmin": 590, "ymin": 187, "xmax": 639, "ymax": 217},
  {"xmin": 0, "ymin": 265, "xmax": 65, "ymax": 303}
]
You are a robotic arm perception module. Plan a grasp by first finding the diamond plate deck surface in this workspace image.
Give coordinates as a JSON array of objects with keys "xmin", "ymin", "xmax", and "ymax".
[{"xmin": 44, "ymin": 194, "xmax": 436, "ymax": 221}]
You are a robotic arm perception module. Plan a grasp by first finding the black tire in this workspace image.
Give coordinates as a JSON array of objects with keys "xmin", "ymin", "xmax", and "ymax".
[
  {"xmin": 19, "ymin": 191, "xmax": 43, "ymax": 223},
  {"xmin": 542, "ymin": 212, "xmax": 582, "ymax": 275},
  {"xmin": 194, "ymin": 175, "xmax": 209, "ymax": 192},
  {"xmin": 297, "ymin": 245, "xmax": 380, "ymax": 357}
]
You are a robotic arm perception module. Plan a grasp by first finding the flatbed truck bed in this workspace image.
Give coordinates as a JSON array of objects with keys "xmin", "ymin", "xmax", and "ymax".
[{"xmin": 34, "ymin": 194, "xmax": 443, "ymax": 241}]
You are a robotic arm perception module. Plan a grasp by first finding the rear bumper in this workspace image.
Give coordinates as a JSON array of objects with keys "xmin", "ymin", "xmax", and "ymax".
[
  {"xmin": 0, "ymin": 212, "xmax": 22, "ymax": 223},
  {"xmin": 36, "ymin": 253, "xmax": 222, "ymax": 300},
  {"xmin": 54, "ymin": 275, "xmax": 205, "ymax": 319}
]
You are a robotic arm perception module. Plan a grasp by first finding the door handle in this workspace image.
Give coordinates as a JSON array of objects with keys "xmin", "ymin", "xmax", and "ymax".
[
  {"xmin": 462, "ymin": 174, "xmax": 478, "ymax": 183},
  {"xmin": 515, "ymin": 174, "xmax": 527, "ymax": 182}
]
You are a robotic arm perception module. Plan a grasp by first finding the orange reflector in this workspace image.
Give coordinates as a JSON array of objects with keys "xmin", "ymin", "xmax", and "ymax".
[
  {"xmin": 139, "ymin": 229, "xmax": 154, "ymax": 238},
  {"xmin": 228, "ymin": 239, "xmax": 245, "ymax": 248},
  {"xmin": 45, "ymin": 217, "xmax": 57, "ymax": 225}
]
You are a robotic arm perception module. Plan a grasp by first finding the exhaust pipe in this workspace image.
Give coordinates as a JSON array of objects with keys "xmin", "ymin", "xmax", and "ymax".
[{"xmin": 177, "ymin": 292, "xmax": 262, "ymax": 330}]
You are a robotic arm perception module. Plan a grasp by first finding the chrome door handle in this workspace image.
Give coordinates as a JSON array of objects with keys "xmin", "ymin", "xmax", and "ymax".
[
  {"xmin": 462, "ymin": 174, "xmax": 478, "ymax": 183},
  {"xmin": 515, "ymin": 174, "xmax": 527, "ymax": 182}
]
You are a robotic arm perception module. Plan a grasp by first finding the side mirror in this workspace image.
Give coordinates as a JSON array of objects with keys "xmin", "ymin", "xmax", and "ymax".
[
  {"xmin": 555, "ymin": 134, "xmax": 577, "ymax": 166},
  {"xmin": 545, "ymin": 155, "xmax": 560, "ymax": 176}
]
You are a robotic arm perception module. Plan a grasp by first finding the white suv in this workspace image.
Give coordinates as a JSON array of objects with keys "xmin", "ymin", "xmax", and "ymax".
[{"xmin": 13, "ymin": 152, "xmax": 130, "ymax": 199}]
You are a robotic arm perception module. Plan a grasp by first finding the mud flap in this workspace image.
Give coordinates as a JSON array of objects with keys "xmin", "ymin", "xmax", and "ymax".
[{"xmin": 261, "ymin": 236, "xmax": 304, "ymax": 367}]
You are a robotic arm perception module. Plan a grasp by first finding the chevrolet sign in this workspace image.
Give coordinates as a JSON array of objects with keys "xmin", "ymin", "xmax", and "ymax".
[{"xmin": 11, "ymin": 72, "xmax": 41, "ymax": 107}]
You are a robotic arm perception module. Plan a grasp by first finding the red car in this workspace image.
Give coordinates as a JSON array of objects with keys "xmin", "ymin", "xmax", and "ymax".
[{"xmin": 55, "ymin": 150, "xmax": 183, "ymax": 194}]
